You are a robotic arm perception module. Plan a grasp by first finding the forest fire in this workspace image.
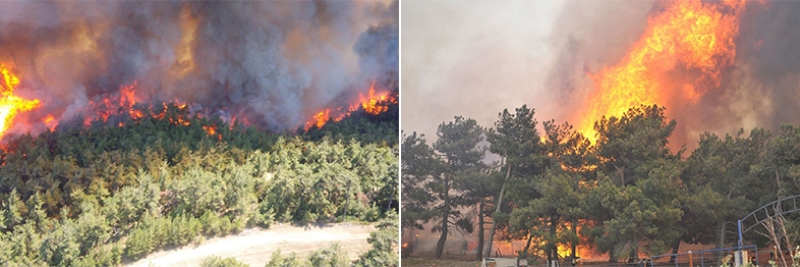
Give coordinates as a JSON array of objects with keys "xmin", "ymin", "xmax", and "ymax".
[
  {"xmin": 83, "ymin": 81, "xmax": 142, "ymax": 126},
  {"xmin": 574, "ymin": 0, "xmax": 747, "ymax": 143},
  {"xmin": 304, "ymin": 83, "xmax": 397, "ymax": 130},
  {"xmin": 203, "ymin": 125, "xmax": 222, "ymax": 141},
  {"xmin": 0, "ymin": 63, "xmax": 40, "ymax": 139},
  {"xmin": 0, "ymin": 1, "xmax": 397, "ymax": 142},
  {"xmin": 0, "ymin": 64, "xmax": 393, "ymax": 142},
  {"xmin": 43, "ymin": 115, "xmax": 56, "ymax": 131},
  {"xmin": 80, "ymin": 81, "xmax": 197, "ymax": 128},
  {"xmin": 360, "ymin": 82, "xmax": 396, "ymax": 115}
]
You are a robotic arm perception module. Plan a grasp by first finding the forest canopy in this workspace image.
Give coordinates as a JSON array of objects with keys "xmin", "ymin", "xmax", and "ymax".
[
  {"xmin": 0, "ymin": 100, "xmax": 399, "ymax": 266},
  {"xmin": 402, "ymin": 104, "xmax": 800, "ymax": 263}
]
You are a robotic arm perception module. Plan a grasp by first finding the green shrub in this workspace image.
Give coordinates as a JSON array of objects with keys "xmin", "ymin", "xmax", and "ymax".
[
  {"xmin": 308, "ymin": 243, "xmax": 349, "ymax": 267},
  {"xmin": 200, "ymin": 255, "xmax": 249, "ymax": 267},
  {"xmin": 264, "ymin": 249, "xmax": 305, "ymax": 267},
  {"xmin": 124, "ymin": 227, "xmax": 152, "ymax": 260}
]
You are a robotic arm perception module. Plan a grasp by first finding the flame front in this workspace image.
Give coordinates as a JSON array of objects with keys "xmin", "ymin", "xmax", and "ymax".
[
  {"xmin": 0, "ymin": 63, "xmax": 40, "ymax": 139},
  {"xmin": 574, "ymin": 0, "xmax": 747, "ymax": 143},
  {"xmin": 304, "ymin": 82, "xmax": 397, "ymax": 130},
  {"xmin": 360, "ymin": 82, "xmax": 393, "ymax": 115},
  {"xmin": 83, "ymin": 81, "xmax": 197, "ymax": 128}
]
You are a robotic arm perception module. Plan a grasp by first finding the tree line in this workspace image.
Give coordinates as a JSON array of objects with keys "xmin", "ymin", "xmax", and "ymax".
[{"xmin": 402, "ymin": 104, "xmax": 800, "ymax": 263}]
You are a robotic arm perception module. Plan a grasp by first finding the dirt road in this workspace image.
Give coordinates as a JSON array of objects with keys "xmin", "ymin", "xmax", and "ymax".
[{"xmin": 127, "ymin": 223, "xmax": 375, "ymax": 267}]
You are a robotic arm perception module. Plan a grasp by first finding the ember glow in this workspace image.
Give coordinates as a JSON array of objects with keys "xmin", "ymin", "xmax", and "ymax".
[
  {"xmin": 0, "ymin": 64, "xmax": 40, "ymax": 139},
  {"xmin": 574, "ymin": 0, "xmax": 747, "ymax": 143}
]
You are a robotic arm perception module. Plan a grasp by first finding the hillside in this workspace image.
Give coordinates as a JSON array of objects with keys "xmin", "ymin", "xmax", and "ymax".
[{"xmin": 0, "ymin": 101, "xmax": 399, "ymax": 266}]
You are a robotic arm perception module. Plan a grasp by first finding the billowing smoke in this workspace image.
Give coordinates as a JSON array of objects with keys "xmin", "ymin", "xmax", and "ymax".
[
  {"xmin": 0, "ymin": 0, "xmax": 397, "ymax": 136},
  {"xmin": 718, "ymin": 0, "xmax": 800, "ymax": 135},
  {"xmin": 544, "ymin": 1, "xmax": 653, "ymax": 106},
  {"xmin": 546, "ymin": 0, "xmax": 800, "ymax": 149}
]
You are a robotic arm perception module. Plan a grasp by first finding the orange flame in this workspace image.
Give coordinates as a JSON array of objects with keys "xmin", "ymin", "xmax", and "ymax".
[
  {"xmin": 574, "ymin": 0, "xmax": 747, "ymax": 143},
  {"xmin": 308, "ymin": 109, "xmax": 331, "ymax": 130},
  {"xmin": 203, "ymin": 125, "xmax": 216, "ymax": 136},
  {"xmin": 202, "ymin": 125, "xmax": 221, "ymax": 141},
  {"xmin": 82, "ymin": 82, "xmax": 197, "ymax": 128},
  {"xmin": 85, "ymin": 81, "xmax": 141, "ymax": 126},
  {"xmin": 44, "ymin": 114, "xmax": 56, "ymax": 131},
  {"xmin": 360, "ymin": 82, "xmax": 393, "ymax": 115},
  {"xmin": 0, "ymin": 63, "xmax": 40, "ymax": 139},
  {"xmin": 303, "ymin": 81, "xmax": 396, "ymax": 130}
]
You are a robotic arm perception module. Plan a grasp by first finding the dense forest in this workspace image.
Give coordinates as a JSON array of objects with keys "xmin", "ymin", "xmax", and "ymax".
[
  {"xmin": 402, "ymin": 104, "xmax": 800, "ymax": 263},
  {"xmin": 0, "ymin": 99, "xmax": 399, "ymax": 266}
]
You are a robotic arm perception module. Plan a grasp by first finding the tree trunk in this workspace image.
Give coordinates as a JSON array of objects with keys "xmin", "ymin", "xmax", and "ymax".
[
  {"xmin": 668, "ymin": 237, "xmax": 680, "ymax": 263},
  {"xmin": 485, "ymin": 164, "xmax": 512, "ymax": 258},
  {"xmin": 716, "ymin": 219, "xmax": 728, "ymax": 264},
  {"xmin": 717, "ymin": 219, "xmax": 726, "ymax": 249},
  {"xmin": 523, "ymin": 231, "xmax": 534, "ymax": 256},
  {"xmin": 476, "ymin": 200, "xmax": 485, "ymax": 261},
  {"xmin": 570, "ymin": 219, "xmax": 577, "ymax": 261},
  {"xmin": 631, "ymin": 229, "xmax": 639, "ymax": 262},
  {"xmin": 435, "ymin": 176, "xmax": 451, "ymax": 259},
  {"xmin": 550, "ymin": 216, "xmax": 558, "ymax": 262}
]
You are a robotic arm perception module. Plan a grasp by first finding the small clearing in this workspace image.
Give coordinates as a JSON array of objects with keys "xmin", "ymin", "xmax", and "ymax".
[{"xmin": 127, "ymin": 223, "xmax": 374, "ymax": 267}]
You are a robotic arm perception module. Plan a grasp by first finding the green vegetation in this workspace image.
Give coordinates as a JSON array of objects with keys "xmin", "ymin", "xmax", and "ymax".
[
  {"xmin": 0, "ymin": 101, "xmax": 398, "ymax": 266},
  {"xmin": 353, "ymin": 211, "xmax": 400, "ymax": 267},
  {"xmin": 201, "ymin": 256, "xmax": 250, "ymax": 267},
  {"xmin": 403, "ymin": 104, "xmax": 800, "ymax": 262},
  {"xmin": 264, "ymin": 249, "xmax": 303, "ymax": 267}
]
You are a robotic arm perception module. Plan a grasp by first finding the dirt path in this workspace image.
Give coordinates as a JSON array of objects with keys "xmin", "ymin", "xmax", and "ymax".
[{"xmin": 127, "ymin": 223, "xmax": 375, "ymax": 267}]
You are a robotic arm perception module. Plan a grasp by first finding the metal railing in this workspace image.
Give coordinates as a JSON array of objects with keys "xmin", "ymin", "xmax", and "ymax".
[{"xmin": 649, "ymin": 245, "xmax": 759, "ymax": 267}]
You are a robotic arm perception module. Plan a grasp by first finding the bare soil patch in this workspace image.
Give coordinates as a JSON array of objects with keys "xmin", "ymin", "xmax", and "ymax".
[{"xmin": 127, "ymin": 223, "xmax": 374, "ymax": 267}]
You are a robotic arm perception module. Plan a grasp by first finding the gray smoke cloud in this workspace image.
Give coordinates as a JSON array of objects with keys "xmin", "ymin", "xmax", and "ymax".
[{"xmin": 0, "ymin": 0, "xmax": 397, "ymax": 135}]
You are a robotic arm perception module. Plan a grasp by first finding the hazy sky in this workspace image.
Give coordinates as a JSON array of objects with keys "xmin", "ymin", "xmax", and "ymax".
[
  {"xmin": 401, "ymin": 0, "xmax": 655, "ymax": 141},
  {"xmin": 402, "ymin": 1, "xmax": 565, "ymax": 139}
]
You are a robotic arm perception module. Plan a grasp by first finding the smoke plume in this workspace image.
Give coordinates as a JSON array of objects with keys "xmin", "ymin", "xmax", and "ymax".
[{"xmin": 0, "ymin": 0, "xmax": 397, "ymax": 136}]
